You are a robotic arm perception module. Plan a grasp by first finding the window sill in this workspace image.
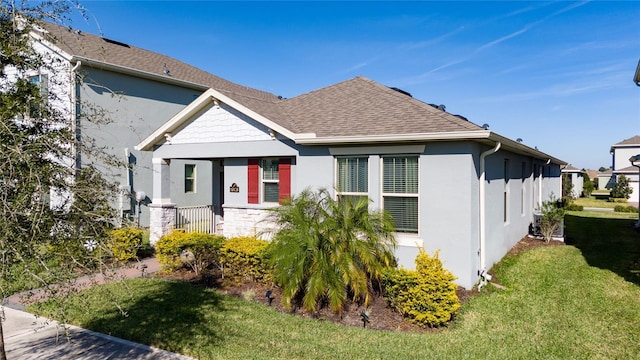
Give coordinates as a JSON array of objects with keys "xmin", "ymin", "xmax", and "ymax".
[{"xmin": 395, "ymin": 233, "xmax": 422, "ymax": 247}]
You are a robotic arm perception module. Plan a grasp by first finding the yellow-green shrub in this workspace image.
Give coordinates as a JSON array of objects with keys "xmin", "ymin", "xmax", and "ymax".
[
  {"xmin": 219, "ymin": 236, "xmax": 270, "ymax": 284},
  {"xmin": 155, "ymin": 230, "xmax": 225, "ymax": 274},
  {"xmin": 382, "ymin": 249, "xmax": 460, "ymax": 328},
  {"xmin": 107, "ymin": 227, "xmax": 144, "ymax": 262}
]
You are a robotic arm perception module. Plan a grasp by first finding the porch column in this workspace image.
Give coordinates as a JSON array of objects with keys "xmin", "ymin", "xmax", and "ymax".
[{"xmin": 149, "ymin": 158, "xmax": 175, "ymax": 245}]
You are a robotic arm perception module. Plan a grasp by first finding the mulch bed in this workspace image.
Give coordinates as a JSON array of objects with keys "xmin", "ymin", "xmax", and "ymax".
[{"xmin": 155, "ymin": 236, "xmax": 562, "ymax": 332}]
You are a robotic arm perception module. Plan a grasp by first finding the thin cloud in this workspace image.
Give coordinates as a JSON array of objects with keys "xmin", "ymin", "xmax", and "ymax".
[
  {"xmin": 425, "ymin": 0, "xmax": 591, "ymax": 75},
  {"xmin": 475, "ymin": 26, "xmax": 530, "ymax": 53},
  {"xmin": 342, "ymin": 55, "xmax": 383, "ymax": 74},
  {"xmin": 401, "ymin": 26, "xmax": 465, "ymax": 50}
]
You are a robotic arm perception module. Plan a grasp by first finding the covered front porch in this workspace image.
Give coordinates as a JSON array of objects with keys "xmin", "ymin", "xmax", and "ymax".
[{"xmin": 148, "ymin": 156, "xmax": 278, "ymax": 244}]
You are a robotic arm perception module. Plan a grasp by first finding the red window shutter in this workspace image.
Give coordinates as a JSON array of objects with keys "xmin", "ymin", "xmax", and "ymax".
[
  {"xmin": 279, "ymin": 158, "xmax": 291, "ymax": 204},
  {"xmin": 247, "ymin": 158, "xmax": 259, "ymax": 204}
]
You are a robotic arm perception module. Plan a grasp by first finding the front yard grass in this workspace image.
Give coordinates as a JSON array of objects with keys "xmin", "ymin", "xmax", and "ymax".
[
  {"xmin": 29, "ymin": 213, "xmax": 640, "ymax": 359},
  {"xmin": 573, "ymin": 195, "xmax": 619, "ymax": 209}
]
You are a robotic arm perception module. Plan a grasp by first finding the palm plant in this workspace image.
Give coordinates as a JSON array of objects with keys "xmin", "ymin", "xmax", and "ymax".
[{"xmin": 264, "ymin": 188, "xmax": 397, "ymax": 314}]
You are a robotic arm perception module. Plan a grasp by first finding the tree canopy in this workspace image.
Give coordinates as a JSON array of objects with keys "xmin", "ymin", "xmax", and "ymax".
[{"xmin": 0, "ymin": 2, "xmax": 124, "ymax": 357}]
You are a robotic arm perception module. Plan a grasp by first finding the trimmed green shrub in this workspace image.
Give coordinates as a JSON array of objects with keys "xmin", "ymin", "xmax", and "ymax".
[
  {"xmin": 609, "ymin": 198, "xmax": 630, "ymax": 203},
  {"xmin": 155, "ymin": 230, "xmax": 225, "ymax": 275},
  {"xmin": 614, "ymin": 205, "xmax": 638, "ymax": 213},
  {"xmin": 538, "ymin": 194, "xmax": 565, "ymax": 243},
  {"xmin": 383, "ymin": 249, "xmax": 460, "ymax": 328},
  {"xmin": 565, "ymin": 203, "xmax": 584, "ymax": 211},
  {"xmin": 107, "ymin": 227, "xmax": 144, "ymax": 262},
  {"xmin": 219, "ymin": 236, "xmax": 271, "ymax": 284}
]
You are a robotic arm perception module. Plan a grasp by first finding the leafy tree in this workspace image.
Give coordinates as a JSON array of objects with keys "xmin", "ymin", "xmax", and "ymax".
[
  {"xmin": 599, "ymin": 166, "xmax": 609, "ymax": 172},
  {"xmin": 582, "ymin": 172, "xmax": 594, "ymax": 197},
  {"xmin": 0, "ymin": 2, "xmax": 124, "ymax": 356},
  {"xmin": 538, "ymin": 194, "xmax": 565, "ymax": 243},
  {"xmin": 611, "ymin": 174, "xmax": 632, "ymax": 199},
  {"xmin": 562, "ymin": 173, "xmax": 575, "ymax": 199},
  {"xmin": 264, "ymin": 188, "xmax": 397, "ymax": 314}
]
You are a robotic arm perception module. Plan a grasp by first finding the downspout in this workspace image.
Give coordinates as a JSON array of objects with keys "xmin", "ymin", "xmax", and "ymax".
[
  {"xmin": 478, "ymin": 142, "xmax": 501, "ymax": 290},
  {"xmin": 539, "ymin": 159, "xmax": 551, "ymax": 205}
]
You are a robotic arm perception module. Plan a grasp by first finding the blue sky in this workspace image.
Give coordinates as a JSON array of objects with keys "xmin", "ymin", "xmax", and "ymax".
[{"xmin": 67, "ymin": 1, "xmax": 640, "ymax": 170}]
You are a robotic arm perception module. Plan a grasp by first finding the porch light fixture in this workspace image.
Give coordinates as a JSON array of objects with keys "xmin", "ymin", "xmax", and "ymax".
[{"xmin": 629, "ymin": 154, "xmax": 640, "ymax": 227}]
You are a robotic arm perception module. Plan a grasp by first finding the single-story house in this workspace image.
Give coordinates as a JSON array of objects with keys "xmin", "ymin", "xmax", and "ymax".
[
  {"xmin": 136, "ymin": 76, "xmax": 564, "ymax": 289},
  {"xmin": 561, "ymin": 164, "xmax": 583, "ymax": 198},
  {"xmin": 598, "ymin": 169, "xmax": 614, "ymax": 190}
]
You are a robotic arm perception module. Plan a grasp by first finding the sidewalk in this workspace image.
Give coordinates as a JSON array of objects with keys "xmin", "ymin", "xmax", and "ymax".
[
  {"xmin": 2, "ymin": 257, "xmax": 194, "ymax": 360},
  {"xmin": 5, "ymin": 257, "xmax": 162, "ymax": 311}
]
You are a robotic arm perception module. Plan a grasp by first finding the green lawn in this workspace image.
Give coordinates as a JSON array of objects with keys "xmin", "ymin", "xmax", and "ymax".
[
  {"xmin": 573, "ymin": 196, "xmax": 620, "ymax": 209},
  {"xmin": 30, "ymin": 213, "xmax": 640, "ymax": 359}
]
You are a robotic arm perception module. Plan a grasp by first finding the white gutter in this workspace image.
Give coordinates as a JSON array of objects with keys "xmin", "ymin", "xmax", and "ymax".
[
  {"xmin": 72, "ymin": 56, "xmax": 209, "ymax": 92},
  {"xmin": 479, "ymin": 142, "xmax": 501, "ymax": 288},
  {"xmin": 296, "ymin": 130, "xmax": 491, "ymax": 145}
]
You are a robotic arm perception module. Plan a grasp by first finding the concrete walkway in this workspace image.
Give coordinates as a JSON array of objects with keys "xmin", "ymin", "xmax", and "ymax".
[
  {"xmin": 2, "ymin": 257, "xmax": 194, "ymax": 359},
  {"xmin": 583, "ymin": 207, "xmax": 614, "ymax": 212}
]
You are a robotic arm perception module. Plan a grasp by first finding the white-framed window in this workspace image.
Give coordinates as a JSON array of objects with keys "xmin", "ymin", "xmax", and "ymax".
[
  {"xmin": 184, "ymin": 164, "xmax": 196, "ymax": 193},
  {"xmin": 382, "ymin": 155, "xmax": 419, "ymax": 234},
  {"xmin": 336, "ymin": 157, "xmax": 368, "ymax": 202},
  {"xmin": 261, "ymin": 158, "xmax": 280, "ymax": 203},
  {"xmin": 28, "ymin": 74, "xmax": 48, "ymax": 118}
]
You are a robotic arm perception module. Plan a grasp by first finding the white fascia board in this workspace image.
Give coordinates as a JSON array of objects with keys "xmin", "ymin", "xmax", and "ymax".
[
  {"xmin": 71, "ymin": 56, "xmax": 208, "ymax": 91},
  {"xmin": 136, "ymin": 90, "xmax": 218, "ymax": 151},
  {"xmin": 207, "ymin": 88, "xmax": 313, "ymax": 141},
  {"xmin": 487, "ymin": 132, "xmax": 566, "ymax": 165},
  {"xmin": 135, "ymin": 88, "xmax": 312, "ymax": 151},
  {"xmin": 29, "ymin": 31, "xmax": 73, "ymax": 62},
  {"xmin": 296, "ymin": 130, "xmax": 491, "ymax": 145}
]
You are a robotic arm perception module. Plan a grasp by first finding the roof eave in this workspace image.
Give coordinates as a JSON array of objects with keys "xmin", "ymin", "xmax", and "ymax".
[
  {"xmin": 295, "ymin": 130, "xmax": 492, "ymax": 145},
  {"xmin": 71, "ymin": 56, "xmax": 208, "ymax": 91},
  {"xmin": 487, "ymin": 132, "xmax": 566, "ymax": 165}
]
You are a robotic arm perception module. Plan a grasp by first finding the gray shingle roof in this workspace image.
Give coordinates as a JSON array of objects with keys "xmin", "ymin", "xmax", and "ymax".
[
  {"xmin": 561, "ymin": 164, "xmax": 581, "ymax": 172},
  {"xmin": 37, "ymin": 22, "xmax": 490, "ymax": 139},
  {"xmin": 282, "ymin": 76, "xmax": 483, "ymax": 137},
  {"xmin": 613, "ymin": 135, "xmax": 640, "ymax": 146}
]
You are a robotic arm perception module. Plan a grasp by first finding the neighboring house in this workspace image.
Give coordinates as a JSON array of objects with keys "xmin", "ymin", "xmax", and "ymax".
[
  {"xmin": 597, "ymin": 169, "xmax": 614, "ymax": 190},
  {"xmin": 561, "ymin": 164, "xmax": 583, "ymax": 198},
  {"xmin": 610, "ymin": 136, "xmax": 640, "ymax": 201},
  {"xmin": 136, "ymin": 76, "xmax": 565, "ymax": 289},
  {"xmin": 25, "ymin": 22, "xmax": 275, "ymax": 225}
]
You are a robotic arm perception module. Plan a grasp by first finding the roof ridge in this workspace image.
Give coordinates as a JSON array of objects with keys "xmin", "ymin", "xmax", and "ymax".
[{"xmin": 358, "ymin": 77, "xmax": 484, "ymax": 130}]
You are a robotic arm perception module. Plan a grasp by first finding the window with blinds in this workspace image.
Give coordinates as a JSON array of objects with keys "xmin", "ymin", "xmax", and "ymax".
[
  {"xmin": 382, "ymin": 156, "xmax": 418, "ymax": 233},
  {"xmin": 336, "ymin": 157, "xmax": 368, "ymax": 202},
  {"xmin": 262, "ymin": 159, "xmax": 280, "ymax": 203}
]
